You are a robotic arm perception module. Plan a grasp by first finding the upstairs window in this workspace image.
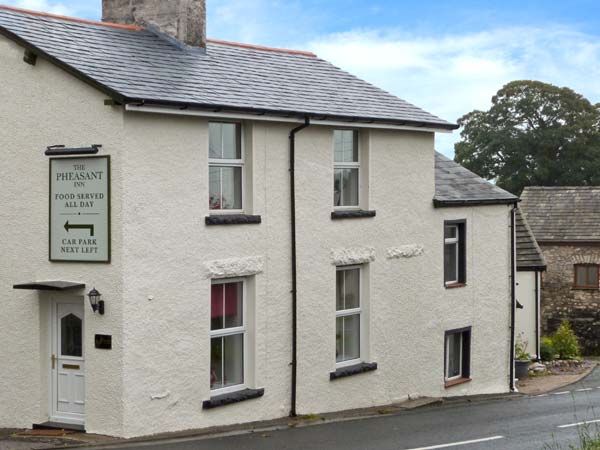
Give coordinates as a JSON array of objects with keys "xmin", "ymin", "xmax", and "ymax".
[
  {"xmin": 209, "ymin": 122, "xmax": 243, "ymax": 211},
  {"xmin": 574, "ymin": 264, "xmax": 599, "ymax": 289},
  {"xmin": 444, "ymin": 220, "xmax": 467, "ymax": 286},
  {"xmin": 333, "ymin": 129, "xmax": 359, "ymax": 208}
]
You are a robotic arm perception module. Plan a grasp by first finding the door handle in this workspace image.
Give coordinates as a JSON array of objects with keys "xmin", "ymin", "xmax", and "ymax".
[{"xmin": 51, "ymin": 354, "xmax": 57, "ymax": 369}]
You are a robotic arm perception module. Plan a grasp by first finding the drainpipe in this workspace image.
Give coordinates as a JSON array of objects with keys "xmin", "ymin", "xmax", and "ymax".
[
  {"xmin": 289, "ymin": 116, "xmax": 310, "ymax": 417},
  {"xmin": 509, "ymin": 203, "xmax": 517, "ymax": 391},
  {"xmin": 535, "ymin": 271, "xmax": 540, "ymax": 360}
]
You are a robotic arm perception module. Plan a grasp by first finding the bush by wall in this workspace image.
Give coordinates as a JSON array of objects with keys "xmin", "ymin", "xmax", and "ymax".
[
  {"xmin": 540, "ymin": 337, "xmax": 555, "ymax": 361},
  {"xmin": 551, "ymin": 321, "xmax": 581, "ymax": 360}
]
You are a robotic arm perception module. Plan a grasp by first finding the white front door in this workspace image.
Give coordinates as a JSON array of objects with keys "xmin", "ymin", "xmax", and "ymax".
[{"xmin": 50, "ymin": 297, "xmax": 85, "ymax": 424}]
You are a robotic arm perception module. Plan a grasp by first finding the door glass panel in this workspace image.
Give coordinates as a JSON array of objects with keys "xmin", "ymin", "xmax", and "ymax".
[{"xmin": 61, "ymin": 313, "xmax": 82, "ymax": 357}]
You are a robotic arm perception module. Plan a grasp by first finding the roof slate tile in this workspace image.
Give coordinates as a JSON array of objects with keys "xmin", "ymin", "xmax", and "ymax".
[
  {"xmin": 520, "ymin": 187, "xmax": 600, "ymax": 242},
  {"xmin": 433, "ymin": 152, "xmax": 518, "ymax": 206},
  {"xmin": 0, "ymin": 6, "xmax": 456, "ymax": 128},
  {"xmin": 515, "ymin": 208, "xmax": 546, "ymax": 270}
]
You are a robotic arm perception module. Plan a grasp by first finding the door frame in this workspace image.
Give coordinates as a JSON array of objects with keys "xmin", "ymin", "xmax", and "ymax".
[{"xmin": 48, "ymin": 296, "xmax": 86, "ymax": 425}]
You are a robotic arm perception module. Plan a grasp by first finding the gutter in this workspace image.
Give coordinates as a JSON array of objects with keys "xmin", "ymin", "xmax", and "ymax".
[
  {"xmin": 125, "ymin": 104, "xmax": 453, "ymax": 133},
  {"xmin": 509, "ymin": 203, "xmax": 517, "ymax": 391},
  {"xmin": 289, "ymin": 116, "xmax": 310, "ymax": 417},
  {"xmin": 433, "ymin": 198, "xmax": 519, "ymax": 207},
  {"xmin": 516, "ymin": 265, "xmax": 547, "ymax": 272},
  {"xmin": 124, "ymin": 102, "xmax": 457, "ymax": 132}
]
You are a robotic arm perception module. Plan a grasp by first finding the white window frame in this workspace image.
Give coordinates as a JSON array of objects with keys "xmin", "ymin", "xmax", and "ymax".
[
  {"xmin": 444, "ymin": 224, "xmax": 460, "ymax": 285},
  {"xmin": 333, "ymin": 129, "xmax": 360, "ymax": 210},
  {"xmin": 208, "ymin": 122, "xmax": 245, "ymax": 214},
  {"xmin": 335, "ymin": 265, "xmax": 363, "ymax": 368},
  {"xmin": 445, "ymin": 331, "xmax": 463, "ymax": 381},
  {"xmin": 209, "ymin": 277, "xmax": 247, "ymax": 395}
]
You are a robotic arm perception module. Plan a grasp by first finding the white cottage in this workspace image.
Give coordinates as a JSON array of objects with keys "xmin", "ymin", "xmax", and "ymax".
[{"xmin": 0, "ymin": 1, "xmax": 518, "ymax": 438}]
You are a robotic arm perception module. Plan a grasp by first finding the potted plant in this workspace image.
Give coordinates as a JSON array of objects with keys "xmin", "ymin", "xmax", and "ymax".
[{"xmin": 515, "ymin": 334, "xmax": 531, "ymax": 379}]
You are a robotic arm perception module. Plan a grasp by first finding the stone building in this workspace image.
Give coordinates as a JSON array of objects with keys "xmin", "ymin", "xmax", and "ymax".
[
  {"xmin": 1, "ymin": 1, "xmax": 518, "ymax": 437},
  {"xmin": 520, "ymin": 187, "xmax": 600, "ymax": 355}
]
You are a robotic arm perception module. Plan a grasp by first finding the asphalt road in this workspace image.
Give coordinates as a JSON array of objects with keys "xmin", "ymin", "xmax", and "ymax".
[{"xmin": 94, "ymin": 368, "xmax": 600, "ymax": 450}]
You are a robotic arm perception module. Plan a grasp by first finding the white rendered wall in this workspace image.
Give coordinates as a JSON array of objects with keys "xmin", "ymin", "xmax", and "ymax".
[
  {"xmin": 0, "ymin": 35, "xmax": 513, "ymax": 438},
  {"xmin": 294, "ymin": 128, "xmax": 512, "ymax": 412},
  {"xmin": 0, "ymin": 36, "xmax": 126, "ymax": 436},
  {"xmin": 118, "ymin": 117, "xmax": 513, "ymax": 436},
  {"xmin": 515, "ymin": 271, "xmax": 539, "ymax": 358}
]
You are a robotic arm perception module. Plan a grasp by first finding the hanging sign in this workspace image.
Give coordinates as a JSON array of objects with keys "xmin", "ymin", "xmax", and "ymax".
[{"xmin": 49, "ymin": 156, "xmax": 110, "ymax": 262}]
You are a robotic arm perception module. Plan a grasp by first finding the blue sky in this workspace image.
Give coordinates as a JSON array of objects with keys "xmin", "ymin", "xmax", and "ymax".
[{"xmin": 5, "ymin": 0, "xmax": 600, "ymax": 155}]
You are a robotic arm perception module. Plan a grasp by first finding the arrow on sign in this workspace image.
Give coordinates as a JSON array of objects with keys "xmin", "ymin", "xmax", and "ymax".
[{"xmin": 64, "ymin": 221, "xmax": 95, "ymax": 237}]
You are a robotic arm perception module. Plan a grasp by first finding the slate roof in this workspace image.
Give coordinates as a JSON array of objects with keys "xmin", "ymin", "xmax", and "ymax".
[
  {"xmin": 0, "ymin": 5, "xmax": 456, "ymax": 130},
  {"xmin": 520, "ymin": 187, "xmax": 600, "ymax": 242},
  {"xmin": 433, "ymin": 152, "xmax": 518, "ymax": 207},
  {"xmin": 515, "ymin": 209, "xmax": 546, "ymax": 271}
]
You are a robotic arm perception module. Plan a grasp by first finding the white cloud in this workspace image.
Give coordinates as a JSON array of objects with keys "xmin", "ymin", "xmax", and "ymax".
[
  {"xmin": 6, "ymin": 0, "xmax": 74, "ymax": 16},
  {"xmin": 4, "ymin": 0, "xmax": 599, "ymax": 158},
  {"xmin": 207, "ymin": 0, "xmax": 319, "ymax": 47},
  {"xmin": 307, "ymin": 26, "xmax": 600, "ymax": 156}
]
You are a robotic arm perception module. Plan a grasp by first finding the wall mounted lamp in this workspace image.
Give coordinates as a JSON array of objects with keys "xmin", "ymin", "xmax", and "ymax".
[{"xmin": 88, "ymin": 287, "xmax": 105, "ymax": 315}]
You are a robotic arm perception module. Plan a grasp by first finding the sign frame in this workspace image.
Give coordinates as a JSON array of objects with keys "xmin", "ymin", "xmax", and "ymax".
[{"xmin": 49, "ymin": 155, "xmax": 111, "ymax": 263}]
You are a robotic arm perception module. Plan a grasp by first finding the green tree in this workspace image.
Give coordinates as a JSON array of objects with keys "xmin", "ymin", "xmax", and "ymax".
[{"xmin": 455, "ymin": 80, "xmax": 600, "ymax": 195}]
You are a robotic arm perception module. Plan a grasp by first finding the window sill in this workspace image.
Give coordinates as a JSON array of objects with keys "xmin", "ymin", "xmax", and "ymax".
[
  {"xmin": 444, "ymin": 377, "xmax": 471, "ymax": 388},
  {"xmin": 202, "ymin": 388, "xmax": 264, "ymax": 409},
  {"xmin": 330, "ymin": 362, "xmax": 378, "ymax": 380},
  {"xmin": 571, "ymin": 287, "xmax": 599, "ymax": 291},
  {"xmin": 445, "ymin": 283, "xmax": 466, "ymax": 289},
  {"xmin": 205, "ymin": 214, "xmax": 262, "ymax": 226},
  {"xmin": 331, "ymin": 210, "xmax": 376, "ymax": 220}
]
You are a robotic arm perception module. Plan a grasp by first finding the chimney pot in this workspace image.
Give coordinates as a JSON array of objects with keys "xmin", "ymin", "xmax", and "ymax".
[{"xmin": 102, "ymin": 0, "xmax": 206, "ymax": 48}]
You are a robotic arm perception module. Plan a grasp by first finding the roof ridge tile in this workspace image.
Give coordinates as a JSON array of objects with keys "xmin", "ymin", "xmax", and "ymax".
[
  {"xmin": 207, "ymin": 38, "xmax": 316, "ymax": 57},
  {"xmin": 0, "ymin": 4, "xmax": 143, "ymax": 31}
]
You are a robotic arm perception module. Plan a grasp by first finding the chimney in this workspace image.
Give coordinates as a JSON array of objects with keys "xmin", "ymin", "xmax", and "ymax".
[{"xmin": 102, "ymin": 0, "xmax": 206, "ymax": 48}]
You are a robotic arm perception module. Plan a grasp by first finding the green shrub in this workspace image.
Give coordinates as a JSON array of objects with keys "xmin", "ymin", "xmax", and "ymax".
[
  {"xmin": 579, "ymin": 435, "xmax": 600, "ymax": 449},
  {"xmin": 551, "ymin": 321, "xmax": 581, "ymax": 360},
  {"xmin": 542, "ymin": 428, "xmax": 600, "ymax": 449},
  {"xmin": 540, "ymin": 337, "xmax": 555, "ymax": 361}
]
